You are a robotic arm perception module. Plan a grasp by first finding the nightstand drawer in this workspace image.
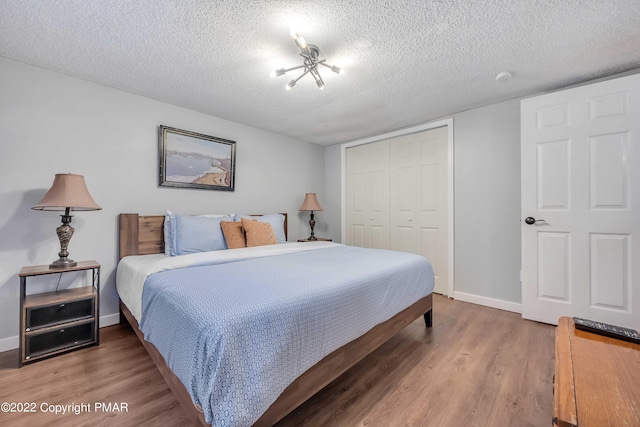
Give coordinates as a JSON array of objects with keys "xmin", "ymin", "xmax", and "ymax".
[
  {"xmin": 26, "ymin": 297, "xmax": 95, "ymax": 331},
  {"xmin": 25, "ymin": 321, "xmax": 96, "ymax": 360}
]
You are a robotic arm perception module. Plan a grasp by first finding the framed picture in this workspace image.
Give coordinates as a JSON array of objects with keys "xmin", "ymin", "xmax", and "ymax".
[{"xmin": 159, "ymin": 125, "xmax": 236, "ymax": 191}]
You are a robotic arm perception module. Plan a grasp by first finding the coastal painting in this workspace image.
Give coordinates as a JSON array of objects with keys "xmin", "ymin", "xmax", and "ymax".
[{"xmin": 159, "ymin": 126, "xmax": 236, "ymax": 191}]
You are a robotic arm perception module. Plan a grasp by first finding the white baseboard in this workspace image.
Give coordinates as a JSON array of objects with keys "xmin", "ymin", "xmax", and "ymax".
[
  {"xmin": 99, "ymin": 313, "xmax": 121, "ymax": 328},
  {"xmin": 453, "ymin": 291, "xmax": 522, "ymax": 314},
  {"xmin": 0, "ymin": 335, "xmax": 19, "ymax": 353},
  {"xmin": 0, "ymin": 313, "xmax": 122, "ymax": 353}
]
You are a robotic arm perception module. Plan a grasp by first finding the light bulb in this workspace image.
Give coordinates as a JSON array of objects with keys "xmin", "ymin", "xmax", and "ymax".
[{"xmin": 294, "ymin": 34, "xmax": 307, "ymax": 49}]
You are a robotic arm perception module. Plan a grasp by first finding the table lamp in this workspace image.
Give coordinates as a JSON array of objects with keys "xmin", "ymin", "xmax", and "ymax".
[
  {"xmin": 32, "ymin": 173, "xmax": 101, "ymax": 268},
  {"xmin": 299, "ymin": 193, "xmax": 323, "ymax": 241}
]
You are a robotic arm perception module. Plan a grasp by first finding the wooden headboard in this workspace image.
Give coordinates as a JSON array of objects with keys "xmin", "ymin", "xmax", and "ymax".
[{"xmin": 118, "ymin": 213, "xmax": 288, "ymax": 259}]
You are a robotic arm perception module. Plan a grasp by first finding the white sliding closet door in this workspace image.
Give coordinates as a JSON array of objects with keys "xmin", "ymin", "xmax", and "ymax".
[
  {"xmin": 346, "ymin": 127, "xmax": 449, "ymax": 295},
  {"xmin": 389, "ymin": 127, "xmax": 449, "ymax": 294},
  {"xmin": 345, "ymin": 140, "xmax": 390, "ymax": 249}
]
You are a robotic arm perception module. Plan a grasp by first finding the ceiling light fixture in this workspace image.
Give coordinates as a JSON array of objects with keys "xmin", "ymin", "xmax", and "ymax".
[{"xmin": 272, "ymin": 33, "xmax": 343, "ymax": 90}]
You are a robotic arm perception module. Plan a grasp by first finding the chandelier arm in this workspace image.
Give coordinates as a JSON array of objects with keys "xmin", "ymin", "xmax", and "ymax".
[
  {"xmin": 310, "ymin": 67, "xmax": 324, "ymax": 87},
  {"xmin": 281, "ymin": 64, "xmax": 307, "ymax": 73},
  {"xmin": 317, "ymin": 61, "xmax": 335, "ymax": 69},
  {"xmin": 309, "ymin": 66, "xmax": 319, "ymax": 81},
  {"xmin": 292, "ymin": 67, "xmax": 313, "ymax": 85}
]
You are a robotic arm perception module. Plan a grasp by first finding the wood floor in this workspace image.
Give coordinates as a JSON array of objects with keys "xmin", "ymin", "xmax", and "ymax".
[{"xmin": 0, "ymin": 295, "xmax": 555, "ymax": 427}]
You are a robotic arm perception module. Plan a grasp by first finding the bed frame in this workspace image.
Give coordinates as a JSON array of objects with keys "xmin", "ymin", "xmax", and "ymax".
[{"xmin": 118, "ymin": 213, "xmax": 433, "ymax": 426}]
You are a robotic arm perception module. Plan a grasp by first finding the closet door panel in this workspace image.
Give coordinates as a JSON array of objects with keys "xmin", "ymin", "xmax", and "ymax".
[
  {"xmin": 346, "ymin": 140, "xmax": 390, "ymax": 249},
  {"xmin": 390, "ymin": 127, "xmax": 448, "ymax": 294}
]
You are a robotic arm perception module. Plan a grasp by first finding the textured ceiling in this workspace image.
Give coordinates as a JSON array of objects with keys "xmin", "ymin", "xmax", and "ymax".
[{"xmin": 1, "ymin": 1, "xmax": 640, "ymax": 145}]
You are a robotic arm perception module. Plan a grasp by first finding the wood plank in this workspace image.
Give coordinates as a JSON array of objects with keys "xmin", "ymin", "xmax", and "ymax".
[
  {"xmin": 554, "ymin": 317, "xmax": 577, "ymax": 427},
  {"xmin": 23, "ymin": 286, "xmax": 96, "ymax": 307},
  {"xmin": 138, "ymin": 215, "xmax": 165, "ymax": 255},
  {"xmin": 19, "ymin": 260, "xmax": 100, "ymax": 277},
  {"xmin": 119, "ymin": 213, "xmax": 140, "ymax": 258}
]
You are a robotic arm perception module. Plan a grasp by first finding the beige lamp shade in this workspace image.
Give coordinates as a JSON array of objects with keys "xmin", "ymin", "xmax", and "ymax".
[
  {"xmin": 32, "ymin": 173, "xmax": 102, "ymax": 211},
  {"xmin": 299, "ymin": 193, "xmax": 323, "ymax": 211}
]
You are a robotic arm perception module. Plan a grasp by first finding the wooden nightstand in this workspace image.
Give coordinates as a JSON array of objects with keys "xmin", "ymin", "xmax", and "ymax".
[
  {"xmin": 18, "ymin": 261, "xmax": 100, "ymax": 366},
  {"xmin": 298, "ymin": 238, "xmax": 333, "ymax": 242}
]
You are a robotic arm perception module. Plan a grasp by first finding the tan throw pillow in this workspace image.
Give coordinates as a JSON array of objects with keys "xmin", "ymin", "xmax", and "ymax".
[
  {"xmin": 241, "ymin": 218, "xmax": 277, "ymax": 247},
  {"xmin": 221, "ymin": 221, "xmax": 246, "ymax": 249}
]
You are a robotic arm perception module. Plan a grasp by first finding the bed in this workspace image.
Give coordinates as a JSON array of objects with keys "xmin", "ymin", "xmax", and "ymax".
[{"xmin": 117, "ymin": 213, "xmax": 434, "ymax": 426}]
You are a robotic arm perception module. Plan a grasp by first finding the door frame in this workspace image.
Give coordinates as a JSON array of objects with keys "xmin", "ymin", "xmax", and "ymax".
[{"xmin": 340, "ymin": 118, "xmax": 455, "ymax": 297}]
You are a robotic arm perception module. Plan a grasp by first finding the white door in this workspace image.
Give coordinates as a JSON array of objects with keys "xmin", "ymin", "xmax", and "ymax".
[
  {"xmin": 346, "ymin": 140, "xmax": 390, "ymax": 249},
  {"xmin": 389, "ymin": 127, "xmax": 449, "ymax": 294},
  {"xmin": 521, "ymin": 73, "xmax": 640, "ymax": 328}
]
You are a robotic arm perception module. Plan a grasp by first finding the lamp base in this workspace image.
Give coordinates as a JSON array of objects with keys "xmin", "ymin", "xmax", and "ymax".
[
  {"xmin": 51, "ymin": 209, "xmax": 76, "ymax": 269},
  {"xmin": 50, "ymin": 258, "xmax": 77, "ymax": 269},
  {"xmin": 308, "ymin": 211, "xmax": 317, "ymax": 241}
]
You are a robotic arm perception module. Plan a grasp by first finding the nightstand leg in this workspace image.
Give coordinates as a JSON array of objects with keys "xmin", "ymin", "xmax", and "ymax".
[
  {"xmin": 19, "ymin": 276, "xmax": 25, "ymax": 367},
  {"xmin": 94, "ymin": 267, "xmax": 100, "ymax": 345}
]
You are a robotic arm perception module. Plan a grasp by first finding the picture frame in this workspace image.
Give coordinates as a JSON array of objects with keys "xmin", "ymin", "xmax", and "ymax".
[{"xmin": 159, "ymin": 125, "xmax": 236, "ymax": 191}]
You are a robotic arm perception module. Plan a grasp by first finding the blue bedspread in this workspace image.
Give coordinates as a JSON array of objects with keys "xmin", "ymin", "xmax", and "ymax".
[{"xmin": 140, "ymin": 245, "xmax": 434, "ymax": 426}]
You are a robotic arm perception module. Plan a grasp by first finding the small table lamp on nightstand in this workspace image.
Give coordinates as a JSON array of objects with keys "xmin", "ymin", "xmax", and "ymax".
[
  {"xmin": 299, "ymin": 193, "xmax": 323, "ymax": 241},
  {"xmin": 32, "ymin": 173, "xmax": 101, "ymax": 269}
]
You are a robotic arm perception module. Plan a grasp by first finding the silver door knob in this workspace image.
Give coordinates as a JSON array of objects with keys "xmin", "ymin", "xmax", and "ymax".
[{"xmin": 524, "ymin": 217, "xmax": 546, "ymax": 225}]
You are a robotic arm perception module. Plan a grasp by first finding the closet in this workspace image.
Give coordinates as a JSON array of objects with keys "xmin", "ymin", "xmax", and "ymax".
[{"xmin": 346, "ymin": 126, "xmax": 449, "ymax": 294}]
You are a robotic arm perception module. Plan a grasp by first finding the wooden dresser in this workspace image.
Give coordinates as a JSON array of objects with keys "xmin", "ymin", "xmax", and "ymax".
[{"xmin": 554, "ymin": 317, "xmax": 640, "ymax": 427}]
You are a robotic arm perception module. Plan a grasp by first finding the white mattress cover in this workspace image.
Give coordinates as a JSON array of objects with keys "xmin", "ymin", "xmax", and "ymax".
[{"xmin": 116, "ymin": 241, "xmax": 340, "ymax": 321}]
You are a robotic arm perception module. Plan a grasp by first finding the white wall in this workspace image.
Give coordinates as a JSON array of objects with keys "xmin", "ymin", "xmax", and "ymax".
[
  {"xmin": 0, "ymin": 57, "xmax": 325, "ymax": 350},
  {"xmin": 453, "ymin": 99, "xmax": 521, "ymax": 305},
  {"xmin": 323, "ymin": 98, "xmax": 522, "ymax": 307},
  {"xmin": 322, "ymin": 143, "xmax": 342, "ymax": 242}
]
